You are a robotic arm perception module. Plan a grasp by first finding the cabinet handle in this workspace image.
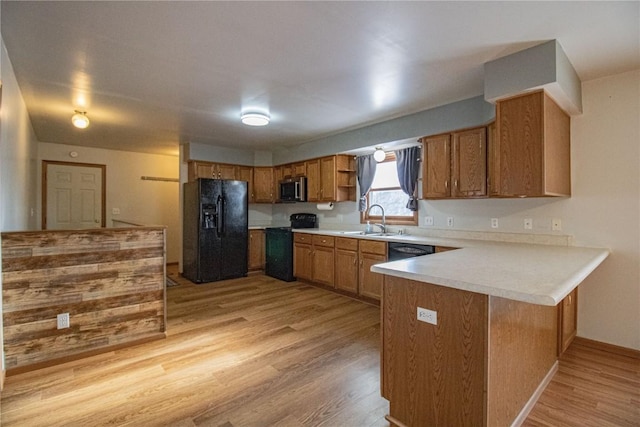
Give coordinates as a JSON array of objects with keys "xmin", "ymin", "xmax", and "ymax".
[
  {"xmin": 353, "ymin": 258, "xmax": 357, "ymax": 265},
  {"xmin": 454, "ymin": 179, "xmax": 458, "ymax": 187},
  {"xmin": 569, "ymin": 295, "xmax": 572, "ymax": 305},
  {"xmin": 445, "ymin": 180, "xmax": 449, "ymax": 189}
]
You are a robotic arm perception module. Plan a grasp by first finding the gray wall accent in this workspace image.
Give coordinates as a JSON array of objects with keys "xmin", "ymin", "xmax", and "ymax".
[
  {"xmin": 484, "ymin": 40, "xmax": 582, "ymax": 114},
  {"xmin": 185, "ymin": 142, "xmax": 255, "ymax": 165},
  {"xmin": 273, "ymin": 95, "xmax": 495, "ymax": 165}
]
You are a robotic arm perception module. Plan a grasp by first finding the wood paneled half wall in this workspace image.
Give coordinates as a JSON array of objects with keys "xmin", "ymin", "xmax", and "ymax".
[{"xmin": 1, "ymin": 227, "xmax": 167, "ymax": 372}]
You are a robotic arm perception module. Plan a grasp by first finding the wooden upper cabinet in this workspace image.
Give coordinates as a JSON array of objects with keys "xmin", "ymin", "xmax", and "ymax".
[
  {"xmin": 306, "ymin": 159, "xmax": 321, "ymax": 202},
  {"xmin": 253, "ymin": 167, "xmax": 274, "ymax": 203},
  {"xmin": 292, "ymin": 162, "xmax": 306, "ymax": 177},
  {"xmin": 218, "ymin": 163, "xmax": 237, "ymax": 180},
  {"xmin": 493, "ymin": 90, "xmax": 571, "ymax": 197},
  {"xmin": 188, "ymin": 161, "xmax": 243, "ymax": 181},
  {"xmin": 188, "ymin": 161, "xmax": 216, "ymax": 181},
  {"xmin": 452, "ymin": 127, "xmax": 487, "ymax": 198},
  {"xmin": 422, "ymin": 134, "xmax": 452, "ymax": 198},
  {"xmin": 237, "ymin": 166, "xmax": 254, "ymax": 202},
  {"xmin": 421, "ymin": 127, "xmax": 487, "ymax": 199},
  {"xmin": 487, "ymin": 122, "xmax": 500, "ymax": 197},
  {"xmin": 319, "ymin": 156, "xmax": 337, "ymax": 202},
  {"xmin": 306, "ymin": 155, "xmax": 355, "ymax": 203}
]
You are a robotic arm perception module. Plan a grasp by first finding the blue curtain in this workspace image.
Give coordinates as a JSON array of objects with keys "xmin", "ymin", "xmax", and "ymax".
[
  {"xmin": 394, "ymin": 146, "xmax": 421, "ymax": 211},
  {"xmin": 356, "ymin": 154, "xmax": 377, "ymax": 212}
]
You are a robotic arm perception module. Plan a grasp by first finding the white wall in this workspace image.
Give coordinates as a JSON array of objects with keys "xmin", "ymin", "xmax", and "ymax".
[
  {"xmin": 38, "ymin": 143, "xmax": 181, "ymax": 263},
  {"xmin": 0, "ymin": 41, "xmax": 39, "ymax": 232},
  {"xmin": 0, "ymin": 38, "xmax": 40, "ymax": 373}
]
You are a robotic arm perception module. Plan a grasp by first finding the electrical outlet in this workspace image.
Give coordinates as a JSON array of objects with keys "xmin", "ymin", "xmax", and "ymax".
[
  {"xmin": 552, "ymin": 218, "xmax": 562, "ymax": 231},
  {"xmin": 112, "ymin": 208, "xmax": 121, "ymax": 215},
  {"xmin": 57, "ymin": 313, "xmax": 70, "ymax": 329},
  {"xmin": 491, "ymin": 218, "xmax": 499, "ymax": 229},
  {"xmin": 524, "ymin": 218, "xmax": 533, "ymax": 230},
  {"xmin": 447, "ymin": 217, "xmax": 454, "ymax": 227},
  {"xmin": 417, "ymin": 307, "xmax": 437, "ymax": 325},
  {"xmin": 425, "ymin": 216, "xmax": 434, "ymax": 226}
]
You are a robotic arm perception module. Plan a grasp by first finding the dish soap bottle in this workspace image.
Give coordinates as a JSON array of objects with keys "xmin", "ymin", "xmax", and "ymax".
[{"xmin": 365, "ymin": 221, "xmax": 372, "ymax": 234}]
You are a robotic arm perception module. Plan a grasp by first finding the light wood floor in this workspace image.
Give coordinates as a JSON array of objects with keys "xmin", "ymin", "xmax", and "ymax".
[{"xmin": 1, "ymin": 268, "xmax": 639, "ymax": 426}]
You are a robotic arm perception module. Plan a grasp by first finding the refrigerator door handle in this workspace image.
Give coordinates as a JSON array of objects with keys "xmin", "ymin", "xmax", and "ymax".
[{"xmin": 216, "ymin": 195, "xmax": 224, "ymax": 237}]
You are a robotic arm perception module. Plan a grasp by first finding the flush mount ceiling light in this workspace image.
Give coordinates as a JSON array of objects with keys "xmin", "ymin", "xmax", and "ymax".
[
  {"xmin": 241, "ymin": 112, "xmax": 270, "ymax": 126},
  {"xmin": 373, "ymin": 147, "xmax": 386, "ymax": 162},
  {"xmin": 71, "ymin": 110, "xmax": 90, "ymax": 129}
]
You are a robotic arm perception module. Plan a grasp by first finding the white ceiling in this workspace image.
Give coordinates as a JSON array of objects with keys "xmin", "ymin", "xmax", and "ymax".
[{"xmin": 1, "ymin": 1, "xmax": 638, "ymax": 156}]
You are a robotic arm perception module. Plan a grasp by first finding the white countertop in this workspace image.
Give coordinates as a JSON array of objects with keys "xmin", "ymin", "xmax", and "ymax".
[{"xmin": 292, "ymin": 229, "xmax": 610, "ymax": 306}]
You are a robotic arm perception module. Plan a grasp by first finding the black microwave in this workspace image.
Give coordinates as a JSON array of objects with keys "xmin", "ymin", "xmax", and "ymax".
[{"xmin": 279, "ymin": 177, "xmax": 307, "ymax": 202}]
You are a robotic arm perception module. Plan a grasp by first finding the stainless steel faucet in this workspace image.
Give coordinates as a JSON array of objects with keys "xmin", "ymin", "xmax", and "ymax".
[{"xmin": 367, "ymin": 204, "xmax": 386, "ymax": 234}]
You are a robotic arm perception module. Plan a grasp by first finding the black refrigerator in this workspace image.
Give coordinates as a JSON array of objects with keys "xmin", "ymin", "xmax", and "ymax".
[{"xmin": 183, "ymin": 179, "xmax": 248, "ymax": 283}]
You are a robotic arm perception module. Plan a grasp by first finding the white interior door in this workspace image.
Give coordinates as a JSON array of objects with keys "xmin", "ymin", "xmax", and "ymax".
[{"xmin": 45, "ymin": 162, "xmax": 105, "ymax": 230}]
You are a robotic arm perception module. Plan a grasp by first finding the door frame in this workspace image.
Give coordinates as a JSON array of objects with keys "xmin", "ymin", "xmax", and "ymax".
[{"xmin": 42, "ymin": 160, "xmax": 107, "ymax": 229}]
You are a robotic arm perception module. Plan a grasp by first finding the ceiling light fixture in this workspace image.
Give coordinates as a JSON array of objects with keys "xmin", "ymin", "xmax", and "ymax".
[
  {"xmin": 241, "ymin": 112, "xmax": 270, "ymax": 126},
  {"xmin": 373, "ymin": 147, "xmax": 386, "ymax": 162},
  {"xmin": 71, "ymin": 110, "xmax": 90, "ymax": 129}
]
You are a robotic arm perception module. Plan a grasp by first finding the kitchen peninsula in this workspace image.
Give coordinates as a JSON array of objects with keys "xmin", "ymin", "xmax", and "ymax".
[{"xmin": 370, "ymin": 241, "xmax": 609, "ymax": 427}]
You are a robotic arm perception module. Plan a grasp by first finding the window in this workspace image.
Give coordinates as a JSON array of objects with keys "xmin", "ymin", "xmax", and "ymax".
[{"xmin": 362, "ymin": 155, "xmax": 418, "ymax": 225}]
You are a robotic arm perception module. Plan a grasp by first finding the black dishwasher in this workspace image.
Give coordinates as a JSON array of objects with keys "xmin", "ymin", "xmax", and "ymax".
[{"xmin": 387, "ymin": 241, "xmax": 435, "ymax": 261}]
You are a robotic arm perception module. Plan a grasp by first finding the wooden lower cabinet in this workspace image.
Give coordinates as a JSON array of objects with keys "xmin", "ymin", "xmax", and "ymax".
[
  {"xmin": 293, "ymin": 235, "xmax": 313, "ymax": 281},
  {"xmin": 382, "ymin": 276, "xmax": 558, "ymax": 427},
  {"xmin": 312, "ymin": 235, "xmax": 335, "ymax": 286},
  {"xmin": 293, "ymin": 234, "xmax": 335, "ymax": 285},
  {"xmin": 248, "ymin": 229, "xmax": 265, "ymax": 271},
  {"xmin": 359, "ymin": 240, "xmax": 387, "ymax": 300},
  {"xmin": 294, "ymin": 234, "xmax": 386, "ymax": 301},
  {"xmin": 335, "ymin": 237, "xmax": 359, "ymax": 294},
  {"xmin": 558, "ymin": 288, "xmax": 578, "ymax": 355}
]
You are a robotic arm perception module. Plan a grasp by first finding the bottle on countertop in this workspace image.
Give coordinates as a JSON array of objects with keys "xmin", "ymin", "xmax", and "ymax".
[{"xmin": 365, "ymin": 221, "xmax": 372, "ymax": 234}]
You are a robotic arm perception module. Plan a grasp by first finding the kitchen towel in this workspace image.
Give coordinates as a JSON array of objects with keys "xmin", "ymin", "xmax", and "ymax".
[{"xmin": 316, "ymin": 202, "xmax": 334, "ymax": 211}]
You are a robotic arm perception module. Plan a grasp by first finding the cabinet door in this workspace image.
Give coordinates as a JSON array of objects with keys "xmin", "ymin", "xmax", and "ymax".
[
  {"xmin": 306, "ymin": 159, "xmax": 321, "ymax": 202},
  {"xmin": 319, "ymin": 156, "xmax": 337, "ymax": 201},
  {"xmin": 422, "ymin": 134, "xmax": 451, "ymax": 198},
  {"xmin": 237, "ymin": 166, "xmax": 254, "ymax": 203},
  {"xmin": 313, "ymin": 246, "xmax": 335, "ymax": 286},
  {"xmin": 293, "ymin": 243, "xmax": 313, "ymax": 281},
  {"xmin": 253, "ymin": 167, "xmax": 274, "ymax": 203},
  {"xmin": 558, "ymin": 289, "xmax": 578, "ymax": 355},
  {"xmin": 293, "ymin": 162, "xmax": 306, "ymax": 177},
  {"xmin": 452, "ymin": 127, "xmax": 487, "ymax": 198},
  {"xmin": 359, "ymin": 252, "xmax": 385, "ymax": 300},
  {"xmin": 487, "ymin": 122, "xmax": 500, "ymax": 196},
  {"xmin": 218, "ymin": 164, "xmax": 237, "ymax": 180},
  {"xmin": 248, "ymin": 230, "xmax": 265, "ymax": 271},
  {"xmin": 273, "ymin": 166, "xmax": 284, "ymax": 201},
  {"xmin": 335, "ymin": 249, "xmax": 358, "ymax": 293},
  {"xmin": 495, "ymin": 91, "xmax": 544, "ymax": 197},
  {"xmin": 188, "ymin": 161, "xmax": 216, "ymax": 181}
]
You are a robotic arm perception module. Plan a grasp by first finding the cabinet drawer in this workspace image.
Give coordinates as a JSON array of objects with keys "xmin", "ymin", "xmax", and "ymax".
[
  {"xmin": 294, "ymin": 233, "xmax": 312, "ymax": 244},
  {"xmin": 359, "ymin": 240, "xmax": 387, "ymax": 256},
  {"xmin": 312, "ymin": 235, "xmax": 335, "ymax": 248},
  {"xmin": 336, "ymin": 237, "xmax": 358, "ymax": 251}
]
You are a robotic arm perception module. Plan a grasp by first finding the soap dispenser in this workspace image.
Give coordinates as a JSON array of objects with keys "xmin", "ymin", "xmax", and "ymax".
[{"xmin": 365, "ymin": 221, "xmax": 372, "ymax": 234}]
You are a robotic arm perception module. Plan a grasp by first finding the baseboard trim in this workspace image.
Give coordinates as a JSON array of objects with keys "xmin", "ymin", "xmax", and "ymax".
[
  {"xmin": 510, "ymin": 361, "xmax": 559, "ymax": 427},
  {"xmin": 6, "ymin": 333, "xmax": 166, "ymax": 376},
  {"xmin": 573, "ymin": 336, "xmax": 640, "ymax": 360}
]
